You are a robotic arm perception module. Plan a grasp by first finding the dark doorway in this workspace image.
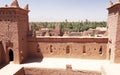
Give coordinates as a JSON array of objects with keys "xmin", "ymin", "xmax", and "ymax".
[{"xmin": 9, "ymin": 49, "xmax": 14, "ymax": 61}]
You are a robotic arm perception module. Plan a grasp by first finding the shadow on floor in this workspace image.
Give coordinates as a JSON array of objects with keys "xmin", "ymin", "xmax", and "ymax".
[
  {"xmin": 22, "ymin": 57, "xmax": 43, "ymax": 64},
  {"xmin": 0, "ymin": 63, "xmax": 7, "ymax": 69}
]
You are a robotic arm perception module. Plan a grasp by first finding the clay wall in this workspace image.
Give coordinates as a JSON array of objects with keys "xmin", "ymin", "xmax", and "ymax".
[
  {"xmin": 0, "ymin": 42, "xmax": 5, "ymax": 65},
  {"xmin": 0, "ymin": 8, "xmax": 29, "ymax": 64},
  {"xmin": 17, "ymin": 9, "xmax": 29, "ymax": 63},
  {"xmin": 24, "ymin": 67, "xmax": 101, "ymax": 75},
  {"xmin": 28, "ymin": 37, "xmax": 108, "ymax": 59},
  {"xmin": 0, "ymin": 8, "xmax": 20, "ymax": 64},
  {"xmin": 107, "ymin": 4, "xmax": 120, "ymax": 63},
  {"xmin": 107, "ymin": 6, "xmax": 118, "ymax": 63}
]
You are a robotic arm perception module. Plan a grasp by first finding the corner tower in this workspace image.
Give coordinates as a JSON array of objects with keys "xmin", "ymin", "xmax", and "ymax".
[
  {"xmin": 108, "ymin": 0, "xmax": 120, "ymax": 63},
  {"xmin": 0, "ymin": 0, "xmax": 29, "ymax": 64}
]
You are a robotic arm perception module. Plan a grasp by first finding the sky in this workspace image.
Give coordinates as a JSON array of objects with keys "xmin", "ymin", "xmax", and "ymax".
[{"xmin": 0, "ymin": 0, "xmax": 115, "ymax": 22}]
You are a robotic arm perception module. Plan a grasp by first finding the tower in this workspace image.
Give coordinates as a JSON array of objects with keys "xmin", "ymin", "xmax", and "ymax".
[
  {"xmin": 107, "ymin": 0, "xmax": 120, "ymax": 63},
  {"xmin": 0, "ymin": 0, "xmax": 29, "ymax": 64}
]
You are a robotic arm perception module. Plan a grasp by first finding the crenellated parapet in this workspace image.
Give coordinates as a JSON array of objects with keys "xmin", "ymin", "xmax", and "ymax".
[
  {"xmin": 10, "ymin": 0, "xmax": 19, "ymax": 8},
  {"xmin": 0, "ymin": 0, "xmax": 29, "ymax": 12},
  {"xmin": 108, "ymin": 0, "xmax": 120, "ymax": 8}
]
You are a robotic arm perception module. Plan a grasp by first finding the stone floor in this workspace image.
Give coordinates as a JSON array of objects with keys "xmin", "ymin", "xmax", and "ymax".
[
  {"xmin": 0, "ymin": 58, "xmax": 120, "ymax": 75},
  {"xmin": 102, "ymin": 63, "xmax": 120, "ymax": 75},
  {"xmin": 22, "ymin": 58, "xmax": 110, "ymax": 71}
]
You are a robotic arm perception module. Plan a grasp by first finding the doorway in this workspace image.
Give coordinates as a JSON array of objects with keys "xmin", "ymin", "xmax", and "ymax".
[{"xmin": 9, "ymin": 49, "xmax": 14, "ymax": 61}]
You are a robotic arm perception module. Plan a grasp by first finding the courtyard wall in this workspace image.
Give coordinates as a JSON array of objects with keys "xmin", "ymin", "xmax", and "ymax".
[{"xmin": 28, "ymin": 37, "xmax": 108, "ymax": 59}]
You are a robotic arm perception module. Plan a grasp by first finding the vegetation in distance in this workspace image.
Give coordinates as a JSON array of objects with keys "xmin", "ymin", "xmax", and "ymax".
[{"xmin": 30, "ymin": 20, "xmax": 106, "ymax": 32}]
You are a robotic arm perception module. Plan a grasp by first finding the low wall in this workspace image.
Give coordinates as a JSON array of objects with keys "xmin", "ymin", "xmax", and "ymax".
[
  {"xmin": 14, "ymin": 68, "xmax": 25, "ymax": 75},
  {"xmin": 28, "ymin": 37, "xmax": 108, "ymax": 59},
  {"xmin": 24, "ymin": 67, "xmax": 101, "ymax": 75}
]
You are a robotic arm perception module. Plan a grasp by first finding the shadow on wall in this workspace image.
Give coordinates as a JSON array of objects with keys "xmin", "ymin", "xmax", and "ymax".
[
  {"xmin": 22, "ymin": 43, "xmax": 43, "ymax": 64},
  {"xmin": 0, "ymin": 41, "xmax": 6, "ymax": 69},
  {"xmin": 24, "ymin": 67, "xmax": 101, "ymax": 75}
]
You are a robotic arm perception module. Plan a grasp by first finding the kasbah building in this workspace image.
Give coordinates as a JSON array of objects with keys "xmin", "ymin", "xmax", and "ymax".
[{"xmin": 0, "ymin": 0, "xmax": 120, "ymax": 75}]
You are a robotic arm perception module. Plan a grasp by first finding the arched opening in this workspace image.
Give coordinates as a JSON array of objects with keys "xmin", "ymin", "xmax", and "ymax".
[
  {"xmin": 66, "ymin": 45, "xmax": 70, "ymax": 54},
  {"xmin": 99, "ymin": 46, "xmax": 102, "ymax": 54},
  {"xmin": 83, "ymin": 45, "xmax": 86, "ymax": 53},
  {"xmin": 50, "ymin": 45, "xmax": 53, "ymax": 53},
  {"xmin": 9, "ymin": 49, "xmax": 14, "ymax": 61},
  {"xmin": 109, "ymin": 48, "xmax": 111, "ymax": 60}
]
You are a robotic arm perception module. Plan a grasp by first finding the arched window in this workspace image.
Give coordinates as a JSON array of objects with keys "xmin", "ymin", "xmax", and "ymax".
[
  {"xmin": 66, "ymin": 45, "xmax": 70, "ymax": 54},
  {"xmin": 83, "ymin": 45, "xmax": 86, "ymax": 53},
  {"xmin": 50, "ymin": 45, "xmax": 53, "ymax": 53},
  {"xmin": 109, "ymin": 48, "xmax": 111, "ymax": 60},
  {"xmin": 99, "ymin": 46, "xmax": 102, "ymax": 54}
]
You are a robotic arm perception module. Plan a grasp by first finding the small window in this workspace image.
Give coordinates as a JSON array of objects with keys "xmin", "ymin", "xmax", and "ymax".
[
  {"xmin": 50, "ymin": 45, "xmax": 53, "ymax": 53},
  {"xmin": 109, "ymin": 48, "xmax": 111, "ymax": 60},
  {"xmin": 83, "ymin": 45, "xmax": 86, "ymax": 53},
  {"xmin": 66, "ymin": 45, "xmax": 70, "ymax": 54},
  {"xmin": 99, "ymin": 46, "xmax": 102, "ymax": 54}
]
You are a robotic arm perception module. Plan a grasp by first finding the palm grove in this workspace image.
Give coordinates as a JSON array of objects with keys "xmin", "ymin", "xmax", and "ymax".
[{"xmin": 30, "ymin": 20, "xmax": 106, "ymax": 32}]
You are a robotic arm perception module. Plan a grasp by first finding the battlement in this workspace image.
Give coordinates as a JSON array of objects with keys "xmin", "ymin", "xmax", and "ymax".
[
  {"xmin": 108, "ymin": 0, "xmax": 120, "ymax": 9},
  {"xmin": 28, "ymin": 37, "xmax": 108, "ymax": 43},
  {"xmin": 0, "ymin": 0, "xmax": 29, "ymax": 12}
]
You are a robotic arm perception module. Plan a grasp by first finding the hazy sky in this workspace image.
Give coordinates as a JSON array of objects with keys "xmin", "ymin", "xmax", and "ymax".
[{"xmin": 0, "ymin": 0, "xmax": 114, "ymax": 22}]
